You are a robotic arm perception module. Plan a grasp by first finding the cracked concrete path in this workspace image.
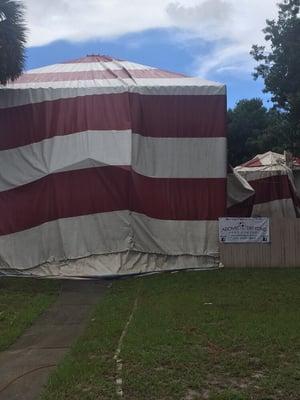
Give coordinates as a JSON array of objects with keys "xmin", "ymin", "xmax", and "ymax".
[{"xmin": 0, "ymin": 279, "xmax": 107, "ymax": 400}]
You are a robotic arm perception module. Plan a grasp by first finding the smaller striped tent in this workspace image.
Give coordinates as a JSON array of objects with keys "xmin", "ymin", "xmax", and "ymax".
[
  {"xmin": 235, "ymin": 151, "xmax": 299, "ymax": 218},
  {"xmin": 0, "ymin": 55, "xmax": 227, "ymax": 277},
  {"xmin": 293, "ymin": 157, "xmax": 300, "ymax": 214}
]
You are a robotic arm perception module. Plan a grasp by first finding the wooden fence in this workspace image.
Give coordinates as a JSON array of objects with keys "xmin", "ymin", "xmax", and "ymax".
[{"xmin": 220, "ymin": 218, "xmax": 300, "ymax": 268}]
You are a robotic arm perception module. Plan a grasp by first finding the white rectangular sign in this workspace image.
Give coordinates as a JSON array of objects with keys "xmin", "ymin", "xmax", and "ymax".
[{"xmin": 219, "ymin": 218, "xmax": 270, "ymax": 243}]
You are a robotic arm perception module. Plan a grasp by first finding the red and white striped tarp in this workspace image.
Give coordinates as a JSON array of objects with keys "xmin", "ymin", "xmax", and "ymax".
[
  {"xmin": 227, "ymin": 167, "xmax": 255, "ymax": 217},
  {"xmin": 293, "ymin": 157, "xmax": 300, "ymax": 214},
  {"xmin": 0, "ymin": 55, "xmax": 227, "ymax": 277},
  {"xmin": 235, "ymin": 151, "xmax": 298, "ymax": 218}
]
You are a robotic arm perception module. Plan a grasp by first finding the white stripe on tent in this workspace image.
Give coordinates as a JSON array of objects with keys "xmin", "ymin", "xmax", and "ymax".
[
  {"xmin": 252, "ymin": 199, "xmax": 297, "ymax": 218},
  {"xmin": 1, "ymin": 252, "xmax": 217, "ymax": 277},
  {"xmin": 235, "ymin": 167, "xmax": 291, "ymax": 180},
  {"xmin": 132, "ymin": 134, "xmax": 227, "ymax": 179},
  {"xmin": 0, "ymin": 211, "xmax": 218, "ymax": 270},
  {"xmin": 131, "ymin": 212, "xmax": 218, "ymax": 256},
  {"xmin": 2, "ymin": 77, "xmax": 226, "ymax": 93},
  {"xmin": 0, "ymin": 211, "xmax": 130, "ymax": 270},
  {"xmin": 28, "ymin": 61, "xmax": 156, "ymax": 74},
  {"xmin": 0, "ymin": 132, "xmax": 226, "ymax": 191},
  {"xmin": 0, "ymin": 81, "xmax": 225, "ymax": 109},
  {"xmin": 0, "ymin": 130, "xmax": 131, "ymax": 191},
  {"xmin": 0, "ymin": 87, "xmax": 127, "ymax": 109}
]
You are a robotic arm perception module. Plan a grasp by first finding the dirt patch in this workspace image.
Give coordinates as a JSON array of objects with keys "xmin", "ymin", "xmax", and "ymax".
[{"xmin": 184, "ymin": 389, "xmax": 209, "ymax": 400}]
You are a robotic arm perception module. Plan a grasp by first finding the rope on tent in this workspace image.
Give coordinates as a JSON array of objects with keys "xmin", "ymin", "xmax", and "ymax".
[{"xmin": 113, "ymin": 292, "xmax": 139, "ymax": 397}]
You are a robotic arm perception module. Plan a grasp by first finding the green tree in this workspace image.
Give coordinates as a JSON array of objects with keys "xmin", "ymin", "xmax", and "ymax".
[
  {"xmin": 247, "ymin": 108, "xmax": 291, "ymax": 155},
  {"xmin": 251, "ymin": 0, "xmax": 300, "ymax": 154},
  {"xmin": 228, "ymin": 98, "xmax": 288, "ymax": 166},
  {"xmin": 228, "ymin": 99, "xmax": 269, "ymax": 166},
  {"xmin": 0, "ymin": 0, "xmax": 26, "ymax": 85}
]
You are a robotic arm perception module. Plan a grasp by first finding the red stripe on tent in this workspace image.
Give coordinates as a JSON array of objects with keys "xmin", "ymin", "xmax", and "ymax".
[
  {"xmin": 130, "ymin": 93, "xmax": 226, "ymax": 138},
  {"xmin": 0, "ymin": 167, "xmax": 129, "ymax": 236},
  {"xmin": 14, "ymin": 69, "xmax": 184, "ymax": 83},
  {"xmin": 0, "ymin": 168, "xmax": 226, "ymax": 235},
  {"xmin": 250, "ymin": 175, "xmax": 292, "ymax": 204},
  {"xmin": 0, "ymin": 94, "xmax": 226, "ymax": 150},
  {"xmin": 0, "ymin": 94, "xmax": 131, "ymax": 150},
  {"xmin": 131, "ymin": 171, "xmax": 226, "ymax": 221},
  {"xmin": 241, "ymin": 157, "xmax": 263, "ymax": 168}
]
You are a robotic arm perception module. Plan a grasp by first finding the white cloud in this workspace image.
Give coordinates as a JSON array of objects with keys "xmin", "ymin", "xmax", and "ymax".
[
  {"xmin": 24, "ymin": 0, "xmax": 172, "ymax": 46},
  {"xmin": 23, "ymin": 0, "xmax": 278, "ymax": 77},
  {"xmin": 166, "ymin": 0, "xmax": 234, "ymax": 41},
  {"xmin": 166, "ymin": 0, "xmax": 278, "ymax": 77}
]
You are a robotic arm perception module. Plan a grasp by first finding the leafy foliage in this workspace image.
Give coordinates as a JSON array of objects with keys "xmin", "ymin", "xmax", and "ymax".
[
  {"xmin": 0, "ymin": 0, "xmax": 26, "ymax": 84},
  {"xmin": 228, "ymin": 99, "xmax": 288, "ymax": 166},
  {"xmin": 251, "ymin": 0, "xmax": 300, "ymax": 154}
]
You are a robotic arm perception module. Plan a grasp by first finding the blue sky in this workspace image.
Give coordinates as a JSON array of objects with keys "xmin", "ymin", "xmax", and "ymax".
[{"xmin": 24, "ymin": 0, "xmax": 277, "ymax": 109}]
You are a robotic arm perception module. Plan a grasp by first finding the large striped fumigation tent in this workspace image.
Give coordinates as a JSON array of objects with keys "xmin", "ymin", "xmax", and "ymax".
[{"xmin": 0, "ymin": 55, "xmax": 227, "ymax": 277}]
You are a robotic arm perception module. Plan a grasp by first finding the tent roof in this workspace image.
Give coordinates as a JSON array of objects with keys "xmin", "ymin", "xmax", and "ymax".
[
  {"xmin": 237, "ymin": 151, "xmax": 300, "ymax": 172},
  {"xmin": 1, "ymin": 54, "xmax": 225, "ymax": 94},
  {"xmin": 235, "ymin": 151, "xmax": 291, "ymax": 179},
  {"xmin": 239, "ymin": 151, "xmax": 285, "ymax": 168}
]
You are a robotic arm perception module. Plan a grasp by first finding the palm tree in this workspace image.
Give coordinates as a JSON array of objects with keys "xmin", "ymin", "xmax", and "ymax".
[{"xmin": 0, "ymin": 0, "xmax": 26, "ymax": 85}]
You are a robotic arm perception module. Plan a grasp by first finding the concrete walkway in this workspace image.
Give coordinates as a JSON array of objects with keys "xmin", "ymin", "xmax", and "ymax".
[{"xmin": 0, "ymin": 280, "xmax": 107, "ymax": 400}]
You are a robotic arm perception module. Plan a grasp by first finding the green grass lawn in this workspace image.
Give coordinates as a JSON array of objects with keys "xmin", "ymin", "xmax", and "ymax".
[
  {"xmin": 41, "ymin": 269, "xmax": 300, "ymax": 400},
  {"xmin": 0, "ymin": 277, "xmax": 59, "ymax": 351}
]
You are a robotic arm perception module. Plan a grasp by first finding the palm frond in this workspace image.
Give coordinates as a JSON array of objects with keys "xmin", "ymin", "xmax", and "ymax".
[{"xmin": 0, "ymin": 0, "xmax": 27, "ymax": 85}]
